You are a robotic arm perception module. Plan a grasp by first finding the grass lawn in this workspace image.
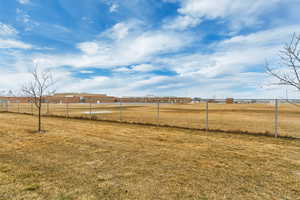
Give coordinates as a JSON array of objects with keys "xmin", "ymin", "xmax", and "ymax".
[{"xmin": 0, "ymin": 113, "xmax": 299, "ymax": 200}]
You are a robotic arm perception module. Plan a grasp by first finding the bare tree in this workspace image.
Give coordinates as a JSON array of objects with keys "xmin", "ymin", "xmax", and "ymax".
[
  {"xmin": 266, "ymin": 33, "xmax": 300, "ymax": 91},
  {"xmin": 22, "ymin": 66, "xmax": 55, "ymax": 133}
]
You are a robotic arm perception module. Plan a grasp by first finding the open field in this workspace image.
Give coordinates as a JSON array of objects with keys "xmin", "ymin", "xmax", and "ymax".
[
  {"xmin": 0, "ymin": 113, "xmax": 300, "ymax": 199},
  {"xmin": 3, "ymin": 102, "xmax": 300, "ymax": 138}
]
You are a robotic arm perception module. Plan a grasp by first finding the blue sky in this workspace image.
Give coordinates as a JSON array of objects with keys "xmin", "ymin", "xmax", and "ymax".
[{"xmin": 0, "ymin": 0, "xmax": 300, "ymax": 98}]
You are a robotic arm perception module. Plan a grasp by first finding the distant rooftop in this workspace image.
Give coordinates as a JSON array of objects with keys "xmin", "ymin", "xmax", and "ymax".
[{"xmin": 53, "ymin": 93, "xmax": 107, "ymax": 97}]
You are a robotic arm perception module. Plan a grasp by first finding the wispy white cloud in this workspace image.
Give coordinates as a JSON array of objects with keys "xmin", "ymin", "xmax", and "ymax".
[
  {"xmin": 51, "ymin": 21, "xmax": 194, "ymax": 68},
  {"xmin": 0, "ymin": 22, "xmax": 33, "ymax": 49},
  {"xmin": 16, "ymin": 8, "xmax": 40, "ymax": 31},
  {"xmin": 0, "ymin": 22, "xmax": 18, "ymax": 37},
  {"xmin": 77, "ymin": 42, "xmax": 100, "ymax": 55},
  {"xmin": 18, "ymin": 0, "xmax": 30, "ymax": 5},
  {"xmin": 0, "ymin": 39, "xmax": 32, "ymax": 49},
  {"xmin": 109, "ymin": 3, "xmax": 119, "ymax": 12},
  {"xmin": 163, "ymin": 15, "xmax": 201, "ymax": 30},
  {"xmin": 81, "ymin": 17, "xmax": 94, "ymax": 24},
  {"xmin": 112, "ymin": 67, "xmax": 131, "ymax": 72},
  {"xmin": 158, "ymin": 25, "xmax": 300, "ymax": 78},
  {"xmin": 131, "ymin": 64, "xmax": 157, "ymax": 72},
  {"xmin": 79, "ymin": 70, "xmax": 94, "ymax": 74},
  {"xmin": 164, "ymin": 0, "xmax": 296, "ymax": 31},
  {"xmin": 112, "ymin": 64, "xmax": 157, "ymax": 73},
  {"xmin": 64, "ymin": 76, "xmax": 110, "ymax": 92},
  {"xmin": 104, "ymin": 22, "xmax": 130, "ymax": 40},
  {"xmin": 100, "ymin": 20, "xmax": 144, "ymax": 40}
]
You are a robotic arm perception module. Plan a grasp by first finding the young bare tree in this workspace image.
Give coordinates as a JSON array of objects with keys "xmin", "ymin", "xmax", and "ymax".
[
  {"xmin": 22, "ymin": 67, "xmax": 55, "ymax": 133},
  {"xmin": 266, "ymin": 33, "xmax": 300, "ymax": 91}
]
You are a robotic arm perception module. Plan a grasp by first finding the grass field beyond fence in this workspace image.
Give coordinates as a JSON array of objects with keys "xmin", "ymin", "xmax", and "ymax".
[{"xmin": 1, "ymin": 101, "xmax": 300, "ymax": 138}]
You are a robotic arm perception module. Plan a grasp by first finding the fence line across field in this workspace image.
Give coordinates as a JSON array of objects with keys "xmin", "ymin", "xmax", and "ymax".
[{"xmin": 1, "ymin": 99, "xmax": 300, "ymax": 138}]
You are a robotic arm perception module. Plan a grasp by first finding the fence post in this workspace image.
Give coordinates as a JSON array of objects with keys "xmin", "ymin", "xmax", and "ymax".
[
  {"xmin": 47, "ymin": 102, "xmax": 49, "ymax": 114},
  {"xmin": 157, "ymin": 101, "xmax": 160, "ymax": 126},
  {"xmin": 18, "ymin": 102, "xmax": 20, "ymax": 113},
  {"xmin": 31, "ymin": 102, "xmax": 33, "ymax": 115},
  {"xmin": 205, "ymin": 101, "xmax": 209, "ymax": 131},
  {"xmin": 274, "ymin": 99, "xmax": 279, "ymax": 138},
  {"xmin": 119, "ymin": 100, "xmax": 122, "ymax": 122},
  {"xmin": 89, "ymin": 103, "xmax": 92, "ymax": 120},
  {"xmin": 66, "ymin": 103, "xmax": 69, "ymax": 118}
]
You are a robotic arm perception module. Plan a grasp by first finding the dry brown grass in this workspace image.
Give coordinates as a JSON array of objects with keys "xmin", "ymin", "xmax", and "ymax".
[
  {"xmin": 0, "ymin": 113, "xmax": 300, "ymax": 200},
  {"xmin": 5, "ymin": 102, "xmax": 300, "ymax": 138}
]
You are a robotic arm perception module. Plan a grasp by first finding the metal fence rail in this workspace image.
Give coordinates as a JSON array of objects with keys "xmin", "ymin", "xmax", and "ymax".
[{"xmin": 1, "ymin": 99, "xmax": 300, "ymax": 138}]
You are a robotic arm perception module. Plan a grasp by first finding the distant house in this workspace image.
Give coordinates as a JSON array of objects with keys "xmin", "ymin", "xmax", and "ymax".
[
  {"xmin": 46, "ymin": 93, "xmax": 117, "ymax": 104},
  {"xmin": 0, "ymin": 93, "xmax": 193, "ymax": 104},
  {"xmin": 119, "ymin": 96, "xmax": 192, "ymax": 103},
  {"xmin": 226, "ymin": 98, "xmax": 234, "ymax": 104},
  {"xmin": 0, "ymin": 96, "xmax": 32, "ymax": 103}
]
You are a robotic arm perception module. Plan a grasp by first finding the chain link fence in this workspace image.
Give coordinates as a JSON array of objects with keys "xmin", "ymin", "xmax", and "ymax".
[{"xmin": 1, "ymin": 99, "xmax": 300, "ymax": 138}]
